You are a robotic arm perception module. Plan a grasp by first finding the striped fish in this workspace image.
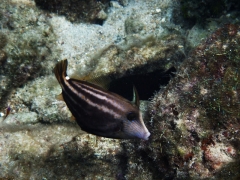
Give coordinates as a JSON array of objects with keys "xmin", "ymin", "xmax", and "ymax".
[{"xmin": 54, "ymin": 60, "xmax": 150, "ymax": 140}]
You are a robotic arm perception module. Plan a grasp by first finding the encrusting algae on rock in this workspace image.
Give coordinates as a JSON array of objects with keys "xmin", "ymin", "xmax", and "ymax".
[{"xmin": 146, "ymin": 24, "xmax": 240, "ymax": 179}]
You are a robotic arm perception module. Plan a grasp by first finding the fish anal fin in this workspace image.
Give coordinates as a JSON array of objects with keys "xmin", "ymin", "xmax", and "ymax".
[
  {"xmin": 70, "ymin": 115, "xmax": 76, "ymax": 121},
  {"xmin": 56, "ymin": 93, "xmax": 64, "ymax": 101}
]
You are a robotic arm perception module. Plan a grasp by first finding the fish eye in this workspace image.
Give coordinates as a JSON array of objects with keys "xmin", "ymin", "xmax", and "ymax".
[{"xmin": 127, "ymin": 112, "xmax": 137, "ymax": 121}]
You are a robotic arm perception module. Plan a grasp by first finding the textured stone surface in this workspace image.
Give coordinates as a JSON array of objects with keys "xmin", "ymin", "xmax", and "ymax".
[
  {"xmin": 148, "ymin": 24, "xmax": 240, "ymax": 179},
  {"xmin": 35, "ymin": 0, "xmax": 110, "ymax": 23}
]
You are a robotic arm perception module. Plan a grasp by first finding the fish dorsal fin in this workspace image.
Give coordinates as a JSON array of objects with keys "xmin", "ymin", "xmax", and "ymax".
[
  {"xmin": 71, "ymin": 71, "xmax": 112, "ymax": 90},
  {"xmin": 132, "ymin": 86, "xmax": 140, "ymax": 108},
  {"xmin": 82, "ymin": 75, "xmax": 112, "ymax": 90}
]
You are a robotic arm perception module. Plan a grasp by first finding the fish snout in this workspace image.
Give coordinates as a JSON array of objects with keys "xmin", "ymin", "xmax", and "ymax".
[
  {"xmin": 124, "ymin": 118, "xmax": 151, "ymax": 140},
  {"xmin": 135, "ymin": 127, "xmax": 150, "ymax": 140},
  {"xmin": 142, "ymin": 130, "xmax": 151, "ymax": 140}
]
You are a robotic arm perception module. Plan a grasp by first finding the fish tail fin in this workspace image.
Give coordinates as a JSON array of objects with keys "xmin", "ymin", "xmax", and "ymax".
[{"xmin": 54, "ymin": 59, "xmax": 68, "ymax": 84}]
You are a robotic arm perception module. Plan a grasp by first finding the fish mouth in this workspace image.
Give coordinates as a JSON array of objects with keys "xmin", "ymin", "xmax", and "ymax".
[
  {"xmin": 137, "ymin": 130, "xmax": 150, "ymax": 140},
  {"xmin": 124, "ymin": 114, "xmax": 151, "ymax": 140},
  {"xmin": 128, "ymin": 124, "xmax": 150, "ymax": 140},
  {"xmin": 142, "ymin": 131, "xmax": 151, "ymax": 140}
]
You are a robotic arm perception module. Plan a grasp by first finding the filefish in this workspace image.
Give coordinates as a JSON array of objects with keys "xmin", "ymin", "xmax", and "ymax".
[{"xmin": 54, "ymin": 59, "xmax": 150, "ymax": 140}]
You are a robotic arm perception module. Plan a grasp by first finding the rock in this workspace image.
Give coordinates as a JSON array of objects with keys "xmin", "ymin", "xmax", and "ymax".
[
  {"xmin": 110, "ymin": 1, "xmax": 122, "ymax": 9},
  {"xmin": 97, "ymin": 9, "xmax": 108, "ymax": 21},
  {"xmin": 3, "ymin": 112, "xmax": 38, "ymax": 125},
  {"xmin": 118, "ymin": 0, "xmax": 129, "ymax": 7},
  {"xmin": 148, "ymin": 24, "xmax": 240, "ymax": 179},
  {"xmin": 0, "ymin": 32, "xmax": 7, "ymax": 49},
  {"xmin": 35, "ymin": 0, "xmax": 110, "ymax": 23},
  {"xmin": 89, "ymin": 34, "xmax": 185, "ymax": 79}
]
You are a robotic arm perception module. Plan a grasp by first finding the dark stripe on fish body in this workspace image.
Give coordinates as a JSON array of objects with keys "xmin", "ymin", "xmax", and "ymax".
[
  {"xmin": 70, "ymin": 80, "xmax": 128, "ymax": 113},
  {"xmin": 71, "ymin": 79, "xmax": 124, "ymax": 109},
  {"xmin": 62, "ymin": 78, "xmax": 125, "ymax": 122},
  {"xmin": 62, "ymin": 81, "xmax": 99, "ymax": 119},
  {"xmin": 61, "ymin": 87, "xmax": 88, "ymax": 119},
  {"xmin": 62, "ymin": 81, "xmax": 124, "ymax": 133}
]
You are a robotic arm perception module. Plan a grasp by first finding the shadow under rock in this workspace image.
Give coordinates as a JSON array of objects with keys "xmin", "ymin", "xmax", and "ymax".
[
  {"xmin": 35, "ymin": 0, "xmax": 110, "ymax": 24},
  {"xmin": 7, "ymin": 137, "xmax": 122, "ymax": 179},
  {"xmin": 109, "ymin": 66, "xmax": 176, "ymax": 101}
]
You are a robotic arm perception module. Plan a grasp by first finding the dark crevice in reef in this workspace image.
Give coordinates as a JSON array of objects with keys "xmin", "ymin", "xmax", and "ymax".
[
  {"xmin": 34, "ymin": 0, "xmax": 110, "ymax": 24},
  {"xmin": 109, "ymin": 67, "xmax": 176, "ymax": 101}
]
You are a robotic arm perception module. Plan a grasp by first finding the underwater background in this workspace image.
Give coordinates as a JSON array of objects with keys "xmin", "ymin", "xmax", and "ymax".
[{"xmin": 0, "ymin": 0, "xmax": 240, "ymax": 179}]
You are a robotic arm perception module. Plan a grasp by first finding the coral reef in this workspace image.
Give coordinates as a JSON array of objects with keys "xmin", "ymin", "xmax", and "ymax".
[
  {"xmin": 1, "ymin": 0, "xmax": 239, "ymax": 179},
  {"xmin": 184, "ymin": 11, "xmax": 240, "ymax": 57},
  {"xmin": 180, "ymin": 0, "xmax": 240, "ymax": 25},
  {"xmin": 147, "ymin": 24, "xmax": 240, "ymax": 179},
  {"xmin": 0, "ymin": 0, "xmax": 57, "ymax": 109},
  {"xmin": 0, "ymin": 0, "xmax": 185, "ymax": 179}
]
